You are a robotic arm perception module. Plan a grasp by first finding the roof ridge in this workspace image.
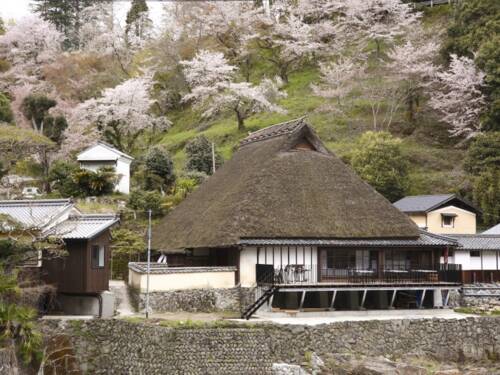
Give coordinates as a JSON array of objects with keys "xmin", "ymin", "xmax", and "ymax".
[
  {"xmin": 240, "ymin": 117, "xmax": 307, "ymax": 146},
  {"xmin": 419, "ymin": 230, "xmax": 458, "ymax": 243},
  {"xmin": 0, "ymin": 199, "xmax": 73, "ymax": 205}
]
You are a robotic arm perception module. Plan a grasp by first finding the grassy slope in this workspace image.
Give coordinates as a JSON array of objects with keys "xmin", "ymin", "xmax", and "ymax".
[{"xmin": 158, "ymin": 6, "xmax": 465, "ymax": 197}]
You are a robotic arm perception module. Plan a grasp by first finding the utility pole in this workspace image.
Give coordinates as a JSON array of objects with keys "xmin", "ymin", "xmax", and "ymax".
[
  {"xmin": 212, "ymin": 142, "xmax": 216, "ymax": 175},
  {"xmin": 145, "ymin": 209, "xmax": 152, "ymax": 319}
]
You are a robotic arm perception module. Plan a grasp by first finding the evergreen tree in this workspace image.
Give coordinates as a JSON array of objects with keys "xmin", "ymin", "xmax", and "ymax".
[
  {"xmin": 0, "ymin": 17, "xmax": 5, "ymax": 35},
  {"xmin": 350, "ymin": 132, "xmax": 409, "ymax": 202},
  {"xmin": 464, "ymin": 132, "xmax": 500, "ymax": 175},
  {"xmin": 185, "ymin": 136, "xmax": 223, "ymax": 175},
  {"xmin": 473, "ymin": 167, "xmax": 500, "ymax": 227},
  {"xmin": 144, "ymin": 147, "xmax": 176, "ymax": 191},
  {"xmin": 32, "ymin": 0, "xmax": 97, "ymax": 49},
  {"xmin": 125, "ymin": 0, "xmax": 151, "ymax": 42}
]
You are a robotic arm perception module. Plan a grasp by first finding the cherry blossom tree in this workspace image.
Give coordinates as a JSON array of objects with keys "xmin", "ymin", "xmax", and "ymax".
[
  {"xmin": 388, "ymin": 36, "xmax": 438, "ymax": 122},
  {"xmin": 338, "ymin": 0, "xmax": 420, "ymax": 57},
  {"xmin": 312, "ymin": 56, "xmax": 366, "ymax": 110},
  {"xmin": 67, "ymin": 75, "xmax": 170, "ymax": 153},
  {"xmin": 0, "ymin": 16, "xmax": 63, "ymax": 79},
  {"xmin": 181, "ymin": 50, "xmax": 286, "ymax": 131},
  {"xmin": 255, "ymin": 13, "xmax": 329, "ymax": 83},
  {"xmin": 429, "ymin": 54, "xmax": 486, "ymax": 139}
]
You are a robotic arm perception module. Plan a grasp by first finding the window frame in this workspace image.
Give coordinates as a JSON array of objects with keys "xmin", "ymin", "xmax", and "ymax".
[
  {"xmin": 91, "ymin": 245, "xmax": 105, "ymax": 269},
  {"xmin": 470, "ymin": 250, "xmax": 480, "ymax": 258},
  {"xmin": 441, "ymin": 215, "xmax": 455, "ymax": 228}
]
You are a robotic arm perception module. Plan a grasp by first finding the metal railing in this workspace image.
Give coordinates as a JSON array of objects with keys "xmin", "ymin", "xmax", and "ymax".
[{"xmin": 256, "ymin": 263, "xmax": 462, "ymax": 285}]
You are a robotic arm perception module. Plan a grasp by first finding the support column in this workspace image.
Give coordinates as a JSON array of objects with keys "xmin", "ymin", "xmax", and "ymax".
[
  {"xmin": 443, "ymin": 290, "xmax": 450, "ymax": 308},
  {"xmin": 360, "ymin": 290, "xmax": 367, "ymax": 310},
  {"xmin": 389, "ymin": 290, "xmax": 397, "ymax": 309},
  {"xmin": 418, "ymin": 289, "xmax": 427, "ymax": 309},
  {"xmin": 433, "ymin": 288, "xmax": 443, "ymax": 308},
  {"xmin": 329, "ymin": 290, "xmax": 337, "ymax": 311},
  {"xmin": 299, "ymin": 291, "xmax": 306, "ymax": 311}
]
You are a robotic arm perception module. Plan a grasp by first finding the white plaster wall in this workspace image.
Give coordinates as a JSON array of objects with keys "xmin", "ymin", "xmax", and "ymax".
[
  {"xmin": 129, "ymin": 270, "xmax": 236, "ymax": 292},
  {"xmin": 239, "ymin": 246, "xmax": 318, "ymax": 287},
  {"xmin": 115, "ymin": 157, "xmax": 131, "ymax": 194},
  {"xmin": 427, "ymin": 206, "xmax": 476, "ymax": 234},
  {"xmin": 446, "ymin": 250, "xmax": 500, "ymax": 271},
  {"xmin": 240, "ymin": 247, "xmax": 258, "ymax": 287}
]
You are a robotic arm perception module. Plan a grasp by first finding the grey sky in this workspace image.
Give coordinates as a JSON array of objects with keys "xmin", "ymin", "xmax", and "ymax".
[{"xmin": 0, "ymin": 1, "xmax": 165, "ymax": 25}]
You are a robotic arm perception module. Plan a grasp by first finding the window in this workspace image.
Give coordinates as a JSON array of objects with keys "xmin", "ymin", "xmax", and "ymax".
[
  {"xmin": 91, "ymin": 245, "xmax": 105, "ymax": 268},
  {"xmin": 441, "ymin": 214, "xmax": 455, "ymax": 228},
  {"xmin": 470, "ymin": 251, "xmax": 480, "ymax": 257}
]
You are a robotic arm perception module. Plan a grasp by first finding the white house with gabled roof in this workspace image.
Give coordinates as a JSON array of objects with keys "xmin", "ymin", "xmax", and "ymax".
[{"xmin": 77, "ymin": 142, "xmax": 134, "ymax": 194}]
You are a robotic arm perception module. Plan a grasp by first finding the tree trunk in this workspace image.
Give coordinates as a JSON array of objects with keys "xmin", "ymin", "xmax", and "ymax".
[{"xmin": 235, "ymin": 110, "xmax": 245, "ymax": 132}]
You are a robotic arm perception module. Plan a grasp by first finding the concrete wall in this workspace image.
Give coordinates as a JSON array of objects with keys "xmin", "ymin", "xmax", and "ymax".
[
  {"xmin": 41, "ymin": 317, "xmax": 500, "ymax": 374},
  {"xmin": 427, "ymin": 206, "xmax": 476, "ymax": 234},
  {"xmin": 128, "ymin": 268, "xmax": 236, "ymax": 292},
  {"xmin": 240, "ymin": 246, "xmax": 317, "ymax": 287}
]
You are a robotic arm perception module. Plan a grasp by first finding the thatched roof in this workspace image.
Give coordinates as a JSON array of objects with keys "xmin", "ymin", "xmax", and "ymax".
[{"xmin": 152, "ymin": 118, "xmax": 420, "ymax": 252}]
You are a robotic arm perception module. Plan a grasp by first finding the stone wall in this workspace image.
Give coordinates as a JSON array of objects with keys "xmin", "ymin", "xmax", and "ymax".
[
  {"xmin": 134, "ymin": 287, "xmax": 243, "ymax": 313},
  {"xmin": 41, "ymin": 317, "xmax": 500, "ymax": 374},
  {"xmin": 131, "ymin": 286, "xmax": 257, "ymax": 313}
]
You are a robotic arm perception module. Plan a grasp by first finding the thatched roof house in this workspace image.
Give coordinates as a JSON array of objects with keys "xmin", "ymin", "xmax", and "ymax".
[{"xmin": 152, "ymin": 118, "xmax": 420, "ymax": 252}]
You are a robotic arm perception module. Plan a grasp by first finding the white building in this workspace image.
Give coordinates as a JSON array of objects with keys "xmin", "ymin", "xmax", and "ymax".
[{"xmin": 77, "ymin": 142, "xmax": 134, "ymax": 194}]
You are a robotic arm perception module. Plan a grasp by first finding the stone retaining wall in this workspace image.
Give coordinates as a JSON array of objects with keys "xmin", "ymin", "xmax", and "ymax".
[
  {"xmin": 42, "ymin": 317, "xmax": 500, "ymax": 374},
  {"xmin": 132, "ymin": 286, "xmax": 257, "ymax": 313},
  {"xmin": 134, "ymin": 287, "xmax": 242, "ymax": 312}
]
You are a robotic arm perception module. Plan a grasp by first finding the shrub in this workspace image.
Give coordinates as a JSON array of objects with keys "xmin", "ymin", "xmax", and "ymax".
[
  {"xmin": 48, "ymin": 162, "xmax": 116, "ymax": 197},
  {"xmin": 127, "ymin": 190, "xmax": 164, "ymax": 216},
  {"xmin": 0, "ymin": 93, "xmax": 13, "ymax": 124},
  {"xmin": 185, "ymin": 136, "xmax": 223, "ymax": 175},
  {"xmin": 350, "ymin": 131, "xmax": 409, "ymax": 202}
]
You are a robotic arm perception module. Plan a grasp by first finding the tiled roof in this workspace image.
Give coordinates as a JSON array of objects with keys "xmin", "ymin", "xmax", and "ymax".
[
  {"xmin": 128, "ymin": 263, "xmax": 237, "ymax": 275},
  {"xmin": 448, "ymin": 235, "xmax": 500, "ymax": 251},
  {"xmin": 239, "ymin": 231, "xmax": 457, "ymax": 247},
  {"xmin": 0, "ymin": 199, "xmax": 74, "ymax": 229},
  {"xmin": 44, "ymin": 214, "xmax": 119, "ymax": 239},
  {"xmin": 393, "ymin": 194, "xmax": 455, "ymax": 213},
  {"xmin": 240, "ymin": 117, "xmax": 306, "ymax": 146},
  {"xmin": 483, "ymin": 224, "xmax": 500, "ymax": 235}
]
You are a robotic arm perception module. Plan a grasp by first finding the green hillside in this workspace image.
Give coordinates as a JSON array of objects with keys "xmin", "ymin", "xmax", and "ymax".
[{"xmin": 158, "ymin": 6, "xmax": 464, "ymax": 197}]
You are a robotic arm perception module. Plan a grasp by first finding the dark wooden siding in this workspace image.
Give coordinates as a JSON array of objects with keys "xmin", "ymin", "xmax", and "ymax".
[{"xmin": 42, "ymin": 230, "xmax": 111, "ymax": 294}]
